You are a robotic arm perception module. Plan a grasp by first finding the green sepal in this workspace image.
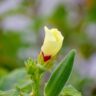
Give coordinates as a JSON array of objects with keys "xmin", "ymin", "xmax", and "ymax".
[
  {"xmin": 25, "ymin": 57, "xmax": 45, "ymax": 77},
  {"xmin": 44, "ymin": 49, "xmax": 76, "ymax": 96}
]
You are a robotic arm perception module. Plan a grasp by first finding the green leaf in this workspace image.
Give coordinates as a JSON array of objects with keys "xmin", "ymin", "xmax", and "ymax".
[
  {"xmin": 45, "ymin": 49, "xmax": 76, "ymax": 96},
  {"xmin": 0, "ymin": 89, "xmax": 19, "ymax": 96},
  {"xmin": 0, "ymin": 68, "xmax": 28, "ymax": 90},
  {"xmin": 0, "ymin": 68, "xmax": 32, "ymax": 95},
  {"xmin": 60, "ymin": 85, "xmax": 82, "ymax": 96},
  {"xmin": 0, "ymin": 89, "xmax": 30, "ymax": 96}
]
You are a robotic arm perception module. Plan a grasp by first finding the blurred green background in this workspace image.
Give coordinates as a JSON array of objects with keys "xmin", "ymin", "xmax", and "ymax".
[{"xmin": 0, "ymin": 0, "xmax": 96, "ymax": 96}]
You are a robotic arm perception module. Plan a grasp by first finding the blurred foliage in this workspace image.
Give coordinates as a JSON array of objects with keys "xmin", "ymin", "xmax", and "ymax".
[
  {"xmin": 0, "ymin": 0, "xmax": 96, "ymax": 96},
  {"xmin": 0, "ymin": 0, "xmax": 96, "ymax": 70},
  {"xmin": 0, "ymin": 68, "xmax": 32, "ymax": 92},
  {"xmin": 0, "ymin": 32, "xmax": 23, "ymax": 70},
  {"xmin": 0, "ymin": 89, "xmax": 20, "ymax": 96},
  {"xmin": 87, "ymin": 0, "xmax": 96, "ymax": 21},
  {"xmin": 60, "ymin": 85, "xmax": 82, "ymax": 96}
]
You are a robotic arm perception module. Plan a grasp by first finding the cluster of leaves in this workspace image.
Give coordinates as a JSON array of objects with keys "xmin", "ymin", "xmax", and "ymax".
[{"xmin": 0, "ymin": 50, "xmax": 82, "ymax": 96}]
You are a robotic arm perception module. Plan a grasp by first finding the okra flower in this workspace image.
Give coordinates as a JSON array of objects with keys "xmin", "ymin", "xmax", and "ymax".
[{"xmin": 41, "ymin": 26, "xmax": 64, "ymax": 62}]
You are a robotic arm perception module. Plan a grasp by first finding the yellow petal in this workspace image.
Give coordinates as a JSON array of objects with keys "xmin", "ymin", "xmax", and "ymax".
[{"xmin": 41, "ymin": 26, "xmax": 64, "ymax": 57}]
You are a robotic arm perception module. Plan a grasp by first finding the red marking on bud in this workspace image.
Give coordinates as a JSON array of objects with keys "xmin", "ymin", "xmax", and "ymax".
[{"xmin": 42, "ymin": 52, "xmax": 51, "ymax": 62}]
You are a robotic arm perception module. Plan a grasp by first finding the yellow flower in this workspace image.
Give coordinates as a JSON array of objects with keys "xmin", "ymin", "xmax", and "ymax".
[{"xmin": 41, "ymin": 26, "xmax": 64, "ymax": 62}]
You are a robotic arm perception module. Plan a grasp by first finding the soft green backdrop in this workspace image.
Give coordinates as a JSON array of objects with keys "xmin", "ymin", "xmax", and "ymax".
[{"xmin": 0, "ymin": 0, "xmax": 96, "ymax": 96}]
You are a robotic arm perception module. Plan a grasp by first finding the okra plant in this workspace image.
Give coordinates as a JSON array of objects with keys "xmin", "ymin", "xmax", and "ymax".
[{"xmin": 0, "ymin": 26, "xmax": 82, "ymax": 96}]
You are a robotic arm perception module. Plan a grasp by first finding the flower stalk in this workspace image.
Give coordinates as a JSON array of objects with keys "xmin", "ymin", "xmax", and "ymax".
[{"xmin": 32, "ymin": 75, "xmax": 41, "ymax": 96}]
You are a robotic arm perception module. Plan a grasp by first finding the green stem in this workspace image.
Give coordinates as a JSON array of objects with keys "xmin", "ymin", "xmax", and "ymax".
[
  {"xmin": 32, "ymin": 75, "xmax": 41, "ymax": 96},
  {"xmin": 34, "ymin": 80, "xmax": 40, "ymax": 96}
]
